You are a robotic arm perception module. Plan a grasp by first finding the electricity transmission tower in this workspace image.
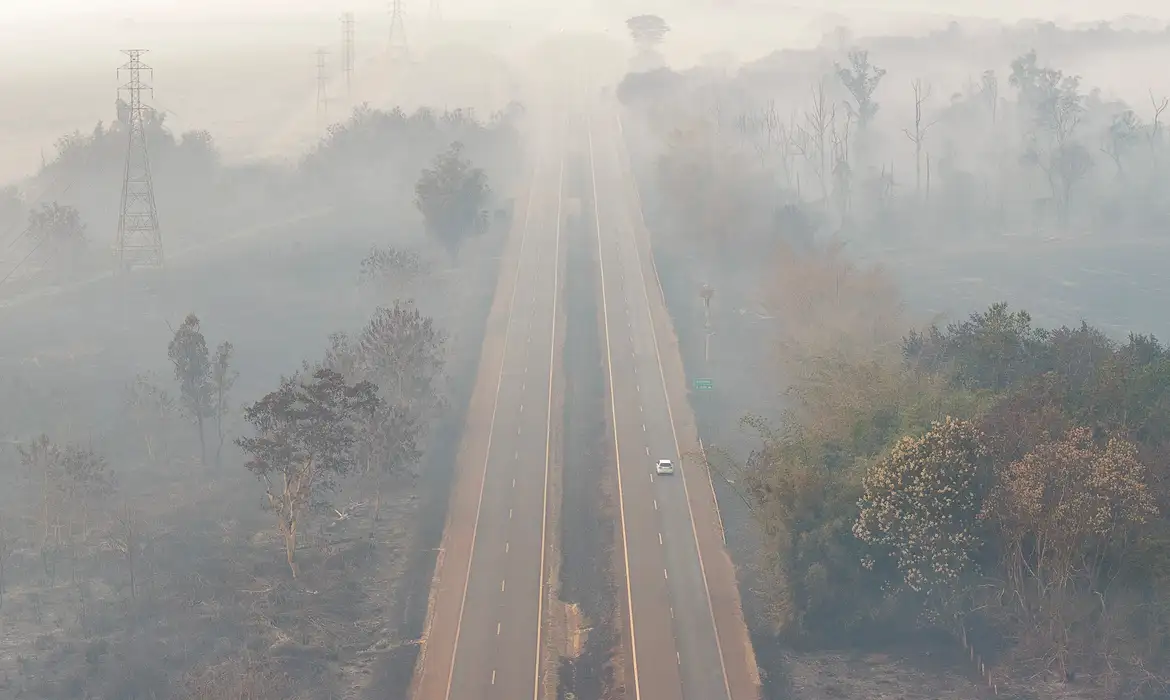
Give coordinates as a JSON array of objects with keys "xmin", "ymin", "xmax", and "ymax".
[
  {"xmin": 116, "ymin": 49, "xmax": 163, "ymax": 270},
  {"xmin": 341, "ymin": 12, "xmax": 355, "ymax": 96},
  {"xmin": 316, "ymin": 47, "xmax": 329, "ymax": 126},
  {"xmin": 429, "ymin": 0, "xmax": 441, "ymax": 22},
  {"xmin": 388, "ymin": 0, "xmax": 409, "ymax": 62}
]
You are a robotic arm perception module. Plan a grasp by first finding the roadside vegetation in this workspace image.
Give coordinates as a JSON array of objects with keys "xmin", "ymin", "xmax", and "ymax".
[{"xmin": 619, "ymin": 16, "xmax": 1170, "ymax": 699}]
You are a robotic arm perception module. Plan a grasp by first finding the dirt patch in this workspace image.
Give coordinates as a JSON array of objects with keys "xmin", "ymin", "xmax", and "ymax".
[{"xmin": 547, "ymin": 601, "xmax": 590, "ymax": 661}]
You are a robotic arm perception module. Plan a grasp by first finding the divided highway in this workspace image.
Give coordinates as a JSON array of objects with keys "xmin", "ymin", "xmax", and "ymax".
[
  {"xmin": 412, "ymin": 114, "xmax": 566, "ymax": 700},
  {"xmin": 412, "ymin": 92, "xmax": 759, "ymax": 700}
]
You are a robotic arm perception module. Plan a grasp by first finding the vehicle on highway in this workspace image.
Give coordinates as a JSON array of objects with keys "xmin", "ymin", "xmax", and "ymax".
[{"xmin": 655, "ymin": 458, "xmax": 675, "ymax": 475}]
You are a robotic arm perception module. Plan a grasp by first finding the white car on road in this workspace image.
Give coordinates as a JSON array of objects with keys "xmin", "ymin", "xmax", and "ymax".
[{"xmin": 655, "ymin": 459, "xmax": 675, "ymax": 475}]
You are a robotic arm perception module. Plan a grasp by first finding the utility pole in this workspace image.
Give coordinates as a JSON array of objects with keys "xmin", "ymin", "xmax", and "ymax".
[
  {"xmin": 316, "ymin": 47, "xmax": 329, "ymax": 127},
  {"xmin": 115, "ymin": 49, "xmax": 163, "ymax": 270},
  {"xmin": 388, "ymin": 0, "xmax": 408, "ymax": 63},
  {"xmin": 341, "ymin": 12, "xmax": 355, "ymax": 97}
]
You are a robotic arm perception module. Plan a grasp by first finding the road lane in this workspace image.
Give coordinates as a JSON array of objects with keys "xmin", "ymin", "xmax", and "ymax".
[
  {"xmin": 587, "ymin": 100, "xmax": 761, "ymax": 700},
  {"xmin": 608, "ymin": 105, "xmax": 762, "ymax": 700},
  {"xmin": 587, "ymin": 114, "xmax": 686, "ymax": 700},
  {"xmin": 413, "ymin": 115, "xmax": 566, "ymax": 700}
]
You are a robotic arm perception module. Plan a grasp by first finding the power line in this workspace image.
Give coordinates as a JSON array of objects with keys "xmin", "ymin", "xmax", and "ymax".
[
  {"xmin": 115, "ymin": 49, "xmax": 164, "ymax": 270},
  {"xmin": 388, "ymin": 0, "xmax": 409, "ymax": 63},
  {"xmin": 316, "ymin": 47, "xmax": 330, "ymax": 127},
  {"xmin": 342, "ymin": 12, "xmax": 355, "ymax": 97},
  {"xmin": 0, "ymin": 236, "xmax": 46, "ymax": 286}
]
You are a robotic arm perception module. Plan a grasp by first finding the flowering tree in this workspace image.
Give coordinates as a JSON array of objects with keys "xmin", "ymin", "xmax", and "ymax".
[
  {"xmin": 854, "ymin": 417, "xmax": 990, "ymax": 605},
  {"xmin": 983, "ymin": 427, "xmax": 1158, "ymax": 678}
]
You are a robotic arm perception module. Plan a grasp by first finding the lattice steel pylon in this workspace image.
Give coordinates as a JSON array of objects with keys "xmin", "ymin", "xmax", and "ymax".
[
  {"xmin": 115, "ymin": 49, "xmax": 163, "ymax": 270},
  {"xmin": 388, "ymin": 0, "xmax": 409, "ymax": 62},
  {"xmin": 341, "ymin": 12, "xmax": 355, "ymax": 96},
  {"xmin": 316, "ymin": 47, "xmax": 330, "ymax": 126},
  {"xmin": 428, "ymin": 0, "xmax": 441, "ymax": 23}
]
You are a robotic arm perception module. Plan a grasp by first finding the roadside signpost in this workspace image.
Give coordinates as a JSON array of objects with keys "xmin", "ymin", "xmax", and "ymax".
[{"xmin": 693, "ymin": 378, "xmax": 713, "ymax": 391}]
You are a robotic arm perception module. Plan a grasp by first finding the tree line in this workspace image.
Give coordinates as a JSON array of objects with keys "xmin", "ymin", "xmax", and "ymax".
[
  {"xmin": 619, "ymin": 38, "xmax": 1170, "ymax": 259},
  {"xmin": 0, "ymin": 101, "xmax": 517, "ymax": 276}
]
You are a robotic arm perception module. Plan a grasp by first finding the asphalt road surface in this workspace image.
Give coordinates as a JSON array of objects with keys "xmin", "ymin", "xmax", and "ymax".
[
  {"xmin": 412, "ymin": 115, "xmax": 566, "ymax": 700},
  {"xmin": 586, "ymin": 102, "xmax": 761, "ymax": 700},
  {"xmin": 413, "ymin": 89, "xmax": 758, "ymax": 700}
]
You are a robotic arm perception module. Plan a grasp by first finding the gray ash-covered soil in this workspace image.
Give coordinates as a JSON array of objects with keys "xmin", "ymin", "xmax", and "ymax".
[
  {"xmin": 555, "ymin": 153, "xmax": 621, "ymax": 700},
  {"xmin": 0, "ymin": 207, "xmax": 510, "ymax": 700}
]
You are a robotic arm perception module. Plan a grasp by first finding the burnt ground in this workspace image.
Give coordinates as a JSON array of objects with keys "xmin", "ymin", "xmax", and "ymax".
[
  {"xmin": 556, "ymin": 152, "xmax": 621, "ymax": 700},
  {"xmin": 0, "ymin": 209, "xmax": 508, "ymax": 700}
]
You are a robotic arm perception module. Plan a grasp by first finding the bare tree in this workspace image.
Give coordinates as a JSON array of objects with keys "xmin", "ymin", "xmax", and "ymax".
[
  {"xmin": 104, "ymin": 504, "xmax": 139, "ymax": 599},
  {"xmin": 980, "ymin": 69, "xmax": 999, "ymax": 126},
  {"xmin": 798, "ymin": 80, "xmax": 837, "ymax": 205},
  {"xmin": 169, "ymin": 314, "xmax": 213, "ymax": 465},
  {"xmin": 1101, "ymin": 109, "xmax": 1140, "ymax": 181},
  {"xmin": 210, "ymin": 341, "xmax": 237, "ymax": 468},
  {"xmin": 903, "ymin": 79, "xmax": 938, "ymax": 202},
  {"xmin": 124, "ymin": 373, "xmax": 176, "ymax": 463},
  {"xmin": 1011, "ymin": 50, "xmax": 1093, "ymax": 225},
  {"xmin": 1148, "ymin": 90, "xmax": 1168, "ymax": 173},
  {"xmin": 831, "ymin": 113, "xmax": 853, "ymax": 215},
  {"xmin": 237, "ymin": 369, "xmax": 381, "ymax": 578}
]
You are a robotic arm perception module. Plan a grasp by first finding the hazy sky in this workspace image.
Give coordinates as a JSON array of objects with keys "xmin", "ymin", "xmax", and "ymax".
[{"xmin": 3, "ymin": 0, "xmax": 1170, "ymax": 23}]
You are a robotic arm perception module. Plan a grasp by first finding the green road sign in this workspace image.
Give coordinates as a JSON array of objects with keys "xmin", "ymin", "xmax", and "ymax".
[{"xmin": 693, "ymin": 378, "xmax": 713, "ymax": 390}]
